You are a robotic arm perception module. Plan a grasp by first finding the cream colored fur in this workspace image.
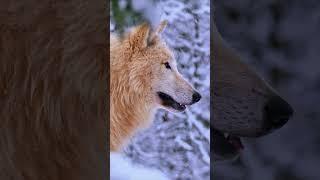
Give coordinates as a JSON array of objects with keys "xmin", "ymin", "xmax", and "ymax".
[{"xmin": 110, "ymin": 21, "xmax": 197, "ymax": 151}]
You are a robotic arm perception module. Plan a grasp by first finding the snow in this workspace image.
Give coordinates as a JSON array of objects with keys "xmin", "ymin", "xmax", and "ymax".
[
  {"xmin": 130, "ymin": 0, "xmax": 161, "ymax": 27},
  {"xmin": 110, "ymin": 153, "xmax": 169, "ymax": 180}
]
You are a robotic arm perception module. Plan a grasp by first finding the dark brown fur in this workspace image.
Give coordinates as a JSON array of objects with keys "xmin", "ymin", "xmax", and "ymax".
[{"xmin": 0, "ymin": 1, "xmax": 107, "ymax": 179}]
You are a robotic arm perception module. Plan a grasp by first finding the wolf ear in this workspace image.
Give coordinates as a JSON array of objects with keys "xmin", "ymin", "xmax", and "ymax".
[
  {"xmin": 129, "ymin": 23, "xmax": 151, "ymax": 50},
  {"xmin": 149, "ymin": 20, "xmax": 168, "ymax": 45},
  {"xmin": 129, "ymin": 21, "xmax": 168, "ymax": 49},
  {"xmin": 154, "ymin": 20, "xmax": 168, "ymax": 34}
]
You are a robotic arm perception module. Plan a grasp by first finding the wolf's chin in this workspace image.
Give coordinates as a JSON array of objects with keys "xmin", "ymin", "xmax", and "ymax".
[{"xmin": 160, "ymin": 105, "xmax": 186, "ymax": 113}]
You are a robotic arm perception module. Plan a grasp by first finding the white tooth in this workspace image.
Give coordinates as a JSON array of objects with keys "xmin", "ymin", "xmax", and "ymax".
[{"xmin": 224, "ymin": 133, "xmax": 229, "ymax": 138}]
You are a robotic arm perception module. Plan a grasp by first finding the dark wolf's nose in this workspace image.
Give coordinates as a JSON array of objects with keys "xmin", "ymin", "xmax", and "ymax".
[
  {"xmin": 192, "ymin": 92, "xmax": 201, "ymax": 104},
  {"xmin": 264, "ymin": 96, "xmax": 293, "ymax": 129}
]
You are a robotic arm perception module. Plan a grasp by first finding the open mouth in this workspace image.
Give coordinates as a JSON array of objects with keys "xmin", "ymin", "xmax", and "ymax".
[
  {"xmin": 213, "ymin": 128, "xmax": 244, "ymax": 160},
  {"xmin": 157, "ymin": 92, "xmax": 187, "ymax": 111}
]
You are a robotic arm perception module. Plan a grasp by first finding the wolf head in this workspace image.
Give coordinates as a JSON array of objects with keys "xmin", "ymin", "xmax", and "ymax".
[
  {"xmin": 212, "ymin": 23, "xmax": 293, "ymax": 160},
  {"xmin": 110, "ymin": 21, "xmax": 202, "ymax": 151},
  {"xmin": 120, "ymin": 21, "xmax": 201, "ymax": 112}
]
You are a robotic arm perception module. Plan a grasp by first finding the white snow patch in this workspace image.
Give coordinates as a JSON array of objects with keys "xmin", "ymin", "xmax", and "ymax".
[{"xmin": 110, "ymin": 153, "xmax": 169, "ymax": 180}]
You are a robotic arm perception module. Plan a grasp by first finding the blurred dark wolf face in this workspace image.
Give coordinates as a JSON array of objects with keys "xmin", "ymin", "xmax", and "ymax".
[
  {"xmin": 212, "ymin": 22, "xmax": 293, "ymax": 161},
  {"xmin": 0, "ymin": 1, "xmax": 107, "ymax": 179}
]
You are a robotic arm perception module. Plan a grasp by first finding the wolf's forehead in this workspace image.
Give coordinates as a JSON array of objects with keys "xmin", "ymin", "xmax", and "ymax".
[{"xmin": 150, "ymin": 44, "xmax": 174, "ymax": 60}]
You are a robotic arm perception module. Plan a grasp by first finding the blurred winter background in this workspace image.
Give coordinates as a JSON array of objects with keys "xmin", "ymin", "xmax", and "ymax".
[
  {"xmin": 214, "ymin": 0, "xmax": 320, "ymax": 180},
  {"xmin": 110, "ymin": 0, "xmax": 210, "ymax": 179}
]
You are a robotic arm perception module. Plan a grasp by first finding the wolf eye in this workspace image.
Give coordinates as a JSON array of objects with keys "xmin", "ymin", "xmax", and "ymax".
[{"xmin": 164, "ymin": 62, "xmax": 171, "ymax": 69}]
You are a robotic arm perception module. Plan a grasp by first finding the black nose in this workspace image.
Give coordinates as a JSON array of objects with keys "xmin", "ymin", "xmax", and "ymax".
[
  {"xmin": 192, "ymin": 92, "xmax": 201, "ymax": 103},
  {"xmin": 264, "ymin": 96, "xmax": 293, "ymax": 129}
]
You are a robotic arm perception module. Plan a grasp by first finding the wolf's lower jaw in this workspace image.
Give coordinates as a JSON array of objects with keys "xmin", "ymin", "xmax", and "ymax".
[
  {"xmin": 110, "ymin": 153, "xmax": 169, "ymax": 180},
  {"xmin": 213, "ymin": 128, "xmax": 244, "ymax": 161},
  {"xmin": 157, "ymin": 92, "xmax": 187, "ymax": 111}
]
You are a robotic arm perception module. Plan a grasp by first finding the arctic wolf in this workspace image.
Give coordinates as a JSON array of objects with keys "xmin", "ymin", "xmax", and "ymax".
[
  {"xmin": 110, "ymin": 21, "xmax": 201, "ymax": 179},
  {"xmin": 212, "ymin": 21, "xmax": 293, "ymax": 160},
  {"xmin": 110, "ymin": 21, "xmax": 201, "ymax": 151}
]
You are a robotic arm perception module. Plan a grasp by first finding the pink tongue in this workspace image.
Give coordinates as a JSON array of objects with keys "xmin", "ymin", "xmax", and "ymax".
[{"xmin": 229, "ymin": 137, "xmax": 244, "ymax": 150}]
